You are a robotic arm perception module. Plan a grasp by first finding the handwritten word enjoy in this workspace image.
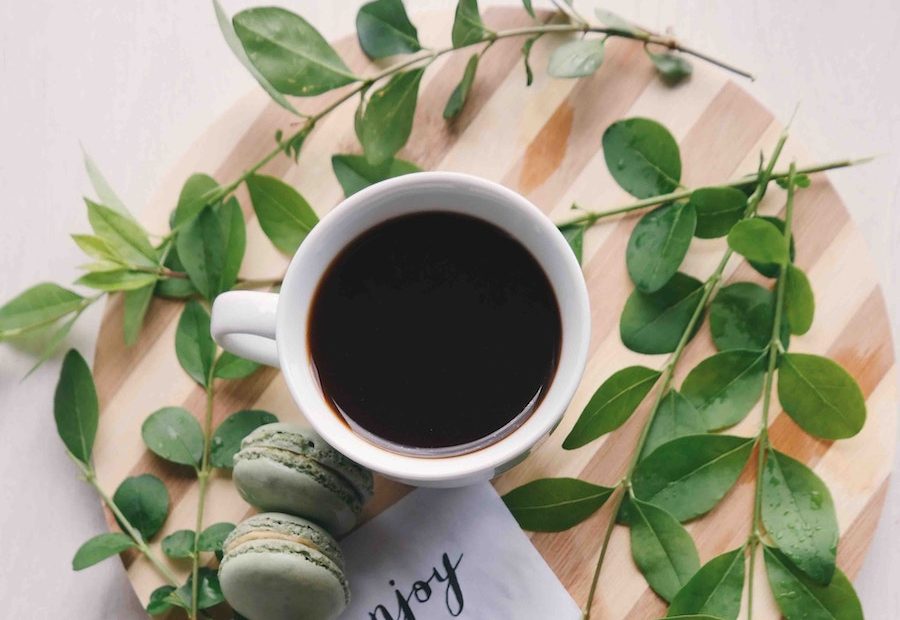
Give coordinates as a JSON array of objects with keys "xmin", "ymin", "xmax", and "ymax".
[{"xmin": 368, "ymin": 552, "xmax": 464, "ymax": 620}]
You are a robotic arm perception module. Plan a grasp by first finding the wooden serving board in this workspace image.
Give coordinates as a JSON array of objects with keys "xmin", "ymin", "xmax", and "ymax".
[{"xmin": 92, "ymin": 7, "xmax": 896, "ymax": 618}]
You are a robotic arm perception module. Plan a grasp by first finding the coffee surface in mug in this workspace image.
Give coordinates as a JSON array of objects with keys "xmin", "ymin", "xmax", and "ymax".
[{"xmin": 308, "ymin": 211, "xmax": 562, "ymax": 452}]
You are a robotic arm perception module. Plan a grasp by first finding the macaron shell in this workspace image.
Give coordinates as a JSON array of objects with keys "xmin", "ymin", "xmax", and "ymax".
[
  {"xmin": 242, "ymin": 422, "xmax": 374, "ymax": 501},
  {"xmin": 234, "ymin": 451, "xmax": 359, "ymax": 536},
  {"xmin": 220, "ymin": 542, "xmax": 348, "ymax": 620}
]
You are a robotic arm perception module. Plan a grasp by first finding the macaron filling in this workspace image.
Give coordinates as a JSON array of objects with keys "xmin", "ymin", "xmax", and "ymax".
[{"xmin": 227, "ymin": 514, "xmax": 344, "ymax": 568}]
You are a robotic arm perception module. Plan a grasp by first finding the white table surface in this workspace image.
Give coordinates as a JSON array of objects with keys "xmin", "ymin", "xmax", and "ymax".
[{"xmin": 1, "ymin": 1, "xmax": 897, "ymax": 617}]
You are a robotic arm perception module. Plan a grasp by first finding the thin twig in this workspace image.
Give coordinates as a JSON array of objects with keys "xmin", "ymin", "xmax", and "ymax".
[
  {"xmin": 189, "ymin": 380, "xmax": 216, "ymax": 620},
  {"xmin": 557, "ymin": 157, "xmax": 871, "ymax": 229},
  {"xmin": 746, "ymin": 162, "xmax": 796, "ymax": 618}
]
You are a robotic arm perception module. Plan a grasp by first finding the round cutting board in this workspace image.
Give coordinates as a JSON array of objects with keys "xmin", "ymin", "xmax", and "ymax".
[{"xmin": 92, "ymin": 7, "xmax": 896, "ymax": 618}]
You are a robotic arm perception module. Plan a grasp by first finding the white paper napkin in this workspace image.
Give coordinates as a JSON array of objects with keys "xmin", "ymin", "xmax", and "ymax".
[{"xmin": 340, "ymin": 482, "xmax": 581, "ymax": 620}]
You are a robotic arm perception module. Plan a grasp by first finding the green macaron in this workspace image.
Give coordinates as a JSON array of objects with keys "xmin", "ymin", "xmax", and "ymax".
[
  {"xmin": 233, "ymin": 423, "xmax": 374, "ymax": 536},
  {"xmin": 220, "ymin": 512, "xmax": 349, "ymax": 620}
]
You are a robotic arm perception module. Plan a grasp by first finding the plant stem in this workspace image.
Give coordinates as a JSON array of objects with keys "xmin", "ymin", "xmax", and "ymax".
[
  {"xmin": 190, "ymin": 380, "xmax": 216, "ymax": 620},
  {"xmin": 557, "ymin": 157, "xmax": 870, "ymax": 229},
  {"xmin": 71, "ymin": 454, "xmax": 181, "ymax": 588},
  {"xmin": 197, "ymin": 15, "xmax": 749, "ymax": 212},
  {"xmin": 745, "ymin": 163, "xmax": 796, "ymax": 619},
  {"xmin": 582, "ymin": 130, "xmax": 789, "ymax": 619}
]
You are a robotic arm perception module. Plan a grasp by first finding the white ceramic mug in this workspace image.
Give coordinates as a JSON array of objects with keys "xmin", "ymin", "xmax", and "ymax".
[{"xmin": 211, "ymin": 172, "xmax": 590, "ymax": 487}]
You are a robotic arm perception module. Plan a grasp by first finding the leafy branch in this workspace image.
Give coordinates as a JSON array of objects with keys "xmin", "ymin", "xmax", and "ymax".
[
  {"xmin": 54, "ymin": 350, "xmax": 183, "ymax": 602},
  {"xmin": 581, "ymin": 124, "xmax": 788, "ymax": 617},
  {"xmin": 503, "ymin": 116, "xmax": 867, "ymax": 620}
]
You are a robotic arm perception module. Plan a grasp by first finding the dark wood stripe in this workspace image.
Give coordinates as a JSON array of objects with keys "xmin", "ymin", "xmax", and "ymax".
[{"xmin": 504, "ymin": 39, "xmax": 658, "ymax": 207}]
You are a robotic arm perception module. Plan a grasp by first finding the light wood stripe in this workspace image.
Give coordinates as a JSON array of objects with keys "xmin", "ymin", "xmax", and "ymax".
[{"xmin": 90, "ymin": 8, "xmax": 896, "ymax": 615}]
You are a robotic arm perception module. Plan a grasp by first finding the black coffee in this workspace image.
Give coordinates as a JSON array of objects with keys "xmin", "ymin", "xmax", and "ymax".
[{"xmin": 308, "ymin": 211, "xmax": 562, "ymax": 452}]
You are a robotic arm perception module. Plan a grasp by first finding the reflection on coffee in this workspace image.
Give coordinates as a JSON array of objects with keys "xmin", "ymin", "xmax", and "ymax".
[{"xmin": 308, "ymin": 212, "xmax": 562, "ymax": 452}]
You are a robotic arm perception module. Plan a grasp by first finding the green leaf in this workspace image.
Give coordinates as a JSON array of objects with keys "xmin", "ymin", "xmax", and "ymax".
[
  {"xmin": 358, "ymin": 68, "xmax": 424, "ymax": 166},
  {"xmin": 79, "ymin": 260, "xmax": 127, "ymax": 273},
  {"xmin": 213, "ymin": 0, "xmax": 300, "ymax": 115},
  {"xmin": 86, "ymin": 199, "xmax": 158, "ymax": 267},
  {"xmin": 522, "ymin": 0, "xmax": 536, "ymax": 18},
  {"xmin": 630, "ymin": 499, "xmax": 700, "ymax": 602},
  {"xmin": 123, "ymin": 284, "xmax": 154, "ymax": 346},
  {"xmin": 142, "ymin": 407, "xmax": 204, "ymax": 467},
  {"xmin": 594, "ymin": 8, "xmax": 639, "ymax": 34},
  {"xmin": 113, "ymin": 474, "xmax": 170, "ymax": 541},
  {"xmin": 563, "ymin": 366, "xmax": 661, "ymax": 449},
  {"xmin": 603, "ymin": 118, "xmax": 682, "ymax": 199},
  {"xmin": 452, "ymin": 0, "xmax": 487, "ymax": 48},
  {"xmin": 154, "ymin": 245, "xmax": 197, "ymax": 299},
  {"xmin": 356, "ymin": 0, "xmax": 421, "ymax": 59},
  {"xmin": 502, "ymin": 478, "xmax": 614, "ymax": 532},
  {"xmin": 171, "ymin": 173, "xmax": 220, "ymax": 229},
  {"xmin": 727, "ymin": 218, "xmax": 788, "ymax": 265},
  {"xmin": 175, "ymin": 300, "xmax": 216, "ymax": 387},
  {"xmin": 762, "ymin": 449, "xmax": 838, "ymax": 584},
  {"xmin": 23, "ymin": 311, "xmax": 82, "ymax": 377},
  {"xmin": 633, "ymin": 434, "xmax": 754, "ymax": 521},
  {"xmin": 522, "ymin": 35, "xmax": 540, "ymax": 86},
  {"xmin": 784, "ymin": 264, "xmax": 815, "ymax": 335},
  {"xmin": 764, "ymin": 547, "xmax": 863, "ymax": 620},
  {"xmin": 147, "ymin": 585, "xmax": 178, "ymax": 615},
  {"xmin": 547, "ymin": 38, "xmax": 605, "ymax": 78},
  {"xmin": 331, "ymin": 154, "xmax": 421, "ymax": 197},
  {"xmin": 0, "ymin": 283, "xmax": 86, "ymax": 339},
  {"xmin": 667, "ymin": 548, "xmax": 745, "ymax": 619},
  {"xmin": 620, "ymin": 272, "xmax": 704, "ymax": 355},
  {"xmin": 640, "ymin": 390, "xmax": 705, "ymax": 459},
  {"xmin": 82, "ymin": 150, "xmax": 129, "ymax": 216},
  {"xmin": 232, "ymin": 7, "xmax": 357, "ymax": 97},
  {"xmin": 214, "ymin": 351, "xmax": 261, "ymax": 380},
  {"xmin": 72, "ymin": 532, "xmax": 136, "ymax": 570},
  {"xmin": 72, "ymin": 234, "xmax": 120, "ymax": 262},
  {"xmin": 778, "ymin": 353, "xmax": 866, "ymax": 439},
  {"xmin": 75, "ymin": 270, "xmax": 159, "ymax": 292},
  {"xmin": 748, "ymin": 216, "xmax": 796, "ymax": 277},
  {"xmin": 646, "ymin": 50, "xmax": 693, "ymax": 85},
  {"xmin": 53, "ymin": 350, "xmax": 99, "ymax": 464},
  {"xmin": 176, "ymin": 198, "xmax": 246, "ymax": 300},
  {"xmin": 246, "ymin": 174, "xmax": 318, "ymax": 254},
  {"xmin": 444, "ymin": 53, "xmax": 479, "ymax": 119},
  {"xmin": 627, "ymin": 202, "xmax": 696, "ymax": 293},
  {"xmin": 162, "ymin": 530, "xmax": 196, "ymax": 559},
  {"xmin": 681, "ymin": 350, "xmax": 766, "ymax": 430},
  {"xmin": 689, "ymin": 187, "xmax": 747, "ymax": 239},
  {"xmin": 709, "ymin": 282, "xmax": 787, "ymax": 352},
  {"xmin": 558, "ymin": 222, "xmax": 586, "ymax": 264},
  {"xmin": 198, "ymin": 522, "xmax": 236, "ymax": 552},
  {"xmin": 170, "ymin": 567, "xmax": 225, "ymax": 610},
  {"xmin": 210, "ymin": 409, "xmax": 278, "ymax": 469}
]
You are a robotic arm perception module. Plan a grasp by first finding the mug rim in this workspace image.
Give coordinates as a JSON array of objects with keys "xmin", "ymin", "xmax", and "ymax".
[{"xmin": 275, "ymin": 171, "xmax": 590, "ymax": 483}]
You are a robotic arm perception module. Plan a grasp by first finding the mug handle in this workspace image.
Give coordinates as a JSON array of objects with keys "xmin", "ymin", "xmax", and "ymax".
[{"xmin": 210, "ymin": 291, "xmax": 280, "ymax": 368}]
